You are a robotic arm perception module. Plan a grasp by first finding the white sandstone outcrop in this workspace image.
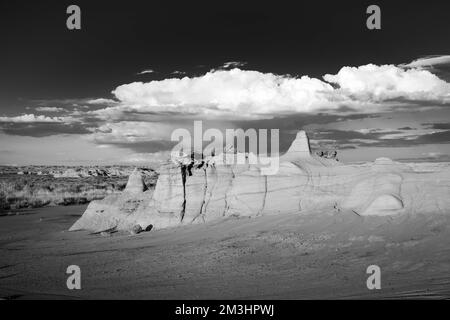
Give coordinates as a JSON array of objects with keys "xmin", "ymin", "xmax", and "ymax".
[
  {"xmin": 123, "ymin": 168, "xmax": 147, "ymax": 194},
  {"xmin": 283, "ymin": 130, "xmax": 312, "ymax": 159},
  {"xmin": 70, "ymin": 130, "xmax": 450, "ymax": 233}
]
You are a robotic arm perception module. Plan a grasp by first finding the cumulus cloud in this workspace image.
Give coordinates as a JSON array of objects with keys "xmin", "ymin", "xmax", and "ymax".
[
  {"xmin": 323, "ymin": 64, "xmax": 450, "ymax": 102},
  {"xmin": 5, "ymin": 60, "xmax": 450, "ymax": 154},
  {"xmin": 113, "ymin": 68, "xmax": 335, "ymax": 116},
  {"xmin": 22, "ymin": 61, "xmax": 450, "ymax": 125},
  {"xmin": 111, "ymin": 65, "xmax": 450, "ymax": 118},
  {"xmin": 0, "ymin": 114, "xmax": 64, "ymax": 123}
]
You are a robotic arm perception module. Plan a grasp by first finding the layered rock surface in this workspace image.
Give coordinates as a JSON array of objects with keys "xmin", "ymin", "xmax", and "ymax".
[{"xmin": 70, "ymin": 131, "xmax": 450, "ymax": 233}]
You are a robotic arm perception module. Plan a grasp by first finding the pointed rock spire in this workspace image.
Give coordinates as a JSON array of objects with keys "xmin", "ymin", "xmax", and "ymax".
[
  {"xmin": 284, "ymin": 130, "xmax": 311, "ymax": 158},
  {"xmin": 124, "ymin": 168, "xmax": 147, "ymax": 194}
]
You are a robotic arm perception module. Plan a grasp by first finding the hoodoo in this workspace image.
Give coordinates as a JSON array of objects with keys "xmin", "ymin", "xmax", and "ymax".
[
  {"xmin": 123, "ymin": 168, "xmax": 147, "ymax": 194},
  {"xmin": 283, "ymin": 130, "xmax": 311, "ymax": 159},
  {"xmin": 70, "ymin": 131, "xmax": 450, "ymax": 233}
]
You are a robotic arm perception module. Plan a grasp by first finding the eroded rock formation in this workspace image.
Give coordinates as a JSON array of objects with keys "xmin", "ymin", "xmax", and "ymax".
[{"xmin": 70, "ymin": 131, "xmax": 450, "ymax": 233}]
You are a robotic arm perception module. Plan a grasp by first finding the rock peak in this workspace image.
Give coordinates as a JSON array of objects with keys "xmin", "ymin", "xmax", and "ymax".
[
  {"xmin": 284, "ymin": 130, "xmax": 311, "ymax": 158},
  {"xmin": 124, "ymin": 168, "xmax": 147, "ymax": 194}
]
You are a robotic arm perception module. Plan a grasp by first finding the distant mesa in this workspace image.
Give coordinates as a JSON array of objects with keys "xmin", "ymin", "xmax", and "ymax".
[
  {"xmin": 0, "ymin": 165, "xmax": 159, "ymax": 212},
  {"xmin": 49, "ymin": 167, "xmax": 156, "ymax": 179}
]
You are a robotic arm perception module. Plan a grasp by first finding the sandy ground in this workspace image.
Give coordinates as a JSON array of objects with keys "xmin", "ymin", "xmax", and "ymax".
[{"xmin": 1, "ymin": 205, "xmax": 450, "ymax": 299}]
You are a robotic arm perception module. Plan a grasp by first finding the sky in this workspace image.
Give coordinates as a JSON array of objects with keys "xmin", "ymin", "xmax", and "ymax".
[{"xmin": 1, "ymin": 0, "xmax": 450, "ymax": 165}]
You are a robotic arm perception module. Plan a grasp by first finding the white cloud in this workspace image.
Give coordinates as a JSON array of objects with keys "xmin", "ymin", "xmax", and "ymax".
[
  {"xmin": 0, "ymin": 114, "xmax": 65, "ymax": 123},
  {"xmin": 137, "ymin": 69, "xmax": 155, "ymax": 75},
  {"xmin": 87, "ymin": 98, "xmax": 118, "ymax": 105},
  {"xmin": 113, "ymin": 68, "xmax": 336, "ymax": 115},
  {"xmin": 323, "ymin": 64, "xmax": 450, "ymax": 102},
  {"xmin": 222, "ymin": 61, "xmax": 247, "ymax": 68},
  {"xmin": 121, "ymin": 151, "xmax": 171, "ymax": 164},
  {"xmin": 89, "ymin": 121, "xmax": 175, "ymax": 143},
  {"xmin": 7, "ymin": 61, "xmax": 450, "ymax": 143},
  {"xmin": 400, "ymin": 55, "xmax": 450, "ymax": 69},
  {"xmin": 35, "ymin": 107, "xmax": 65, "ymax": 112},
  {"xmin": 422, "ymin": 151, "xmax": 444, "ymax": 158},
  {"xmin": 112, "ymin": 66, "xmax": 450, "ymax": 117}
]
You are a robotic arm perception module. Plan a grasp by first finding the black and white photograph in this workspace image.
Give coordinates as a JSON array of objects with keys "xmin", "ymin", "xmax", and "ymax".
[{"xmin": 1, "ymin": 0, "xmax": 450, "ymax": 307}]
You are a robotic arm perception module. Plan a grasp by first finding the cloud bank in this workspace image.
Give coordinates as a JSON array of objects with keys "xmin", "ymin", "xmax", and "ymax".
[
  {"xmin": 35, "ymin": 107, "xmax": 66, "ymax": 112},
  {"xmin": 112, "ymin": 64, "xmax": 450, "ymax": 117},
  {"xmin": 89, "ymin": 121, "xmax": 176, "ymax": 144},
  {"xmin": 2, "ymin": 59, "xmax": 450, "ymax": 162},
  {"xmin": 113, "ymin": 69, "xmax": 335, "ymax": 115},
  {"xmin": 0, "ymin": 114, "xmax": 64, "ymax": 123}
]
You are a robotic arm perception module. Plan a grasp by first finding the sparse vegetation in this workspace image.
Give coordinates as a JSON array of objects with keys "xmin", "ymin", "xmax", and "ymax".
[{"xmin": 0, "ymin": 166, "xmax": 158, "ymax": 212}]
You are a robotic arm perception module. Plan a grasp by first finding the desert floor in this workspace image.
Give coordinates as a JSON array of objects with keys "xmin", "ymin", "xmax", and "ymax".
[{"xmin": 1, "ymin": 205, "xmax": 450, "ymax": 299}]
